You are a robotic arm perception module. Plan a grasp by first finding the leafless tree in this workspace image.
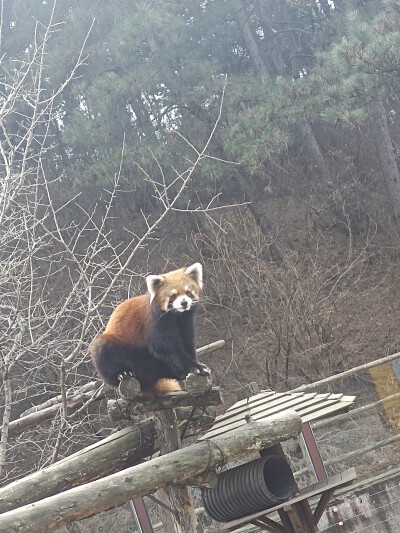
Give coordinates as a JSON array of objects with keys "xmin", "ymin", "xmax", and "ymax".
[{"xmin": 0, "ymin": 6, "xmax": 234, "ymax": 485}]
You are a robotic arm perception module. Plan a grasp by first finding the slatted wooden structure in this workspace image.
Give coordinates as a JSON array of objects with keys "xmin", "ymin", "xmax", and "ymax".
[
  {"xmin": 202, "ymin": 391, "xmax": 356, "ymax": 440},
  {"xmin": 201, "ymin": 390, "xmax": 357, "ymax": 533}
]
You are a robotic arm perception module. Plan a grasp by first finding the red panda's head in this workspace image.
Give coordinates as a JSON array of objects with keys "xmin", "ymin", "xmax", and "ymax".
[{"xmin": 146, "ymin": 263, "xmax": 203, "ymax": 312}]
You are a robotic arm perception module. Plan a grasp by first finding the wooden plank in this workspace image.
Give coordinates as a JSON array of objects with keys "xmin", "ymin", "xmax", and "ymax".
[
  {"xmin": 218, "ymin": 394, "xmax": 316, "ymax": 425},
  {"xmin": 223, "ymin": 391, "xmax": 281, "ymax": 411},
  {"xmin": 301, "ymin": 402, "xmax": 354, "ymax": 424},
  {"xmin": 219, "ymin": 469, "xmax": 356, "ymax": 530},
  {"xmin": 216, "ymin": 394, "xmax": 354, "ymax": 427},
  {"xmin": 215, "ymin": 393, "xmax": 295, "ymax": 422},
  {"xmin": 204, "ymin": 395, "xmax": 327, "ymax": 439}
]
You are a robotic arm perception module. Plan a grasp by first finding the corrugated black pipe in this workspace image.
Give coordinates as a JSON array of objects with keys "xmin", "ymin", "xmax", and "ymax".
[{"xmin": 203, "ymin": 455, "xmax": 294, "ymax": 522}]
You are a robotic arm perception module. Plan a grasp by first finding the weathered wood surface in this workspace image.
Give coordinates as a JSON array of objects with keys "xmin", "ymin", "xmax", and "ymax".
[
  {"xmin": 203, "ymin": 391, "xmax": 355, "ymax": 439},
  {"xmin": 154, "ymin": 408, "xmax": 198, "ymax": 533},
  {"xmin": 0, "ymin": 420, "xmax": 157, "ymax": 515},
  {"xmin": 0, "ymin": 402, "xmax": 216, "ymax": 516},
  {"xmin": 0, "ymin": 410, "xmax": 302, "ymax": 532},
  {"xmin": 111, "ymin": 384, "xmax": 223, "ymax": 410},
  {"xmin": 108, "ymin": 397, "xmax": 216, "ymax": 428}
]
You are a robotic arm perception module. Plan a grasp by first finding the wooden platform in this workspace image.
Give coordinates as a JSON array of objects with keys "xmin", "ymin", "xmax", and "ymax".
[
  {"xmin": 202, "ymin": 391, "xmax": 356, "ymax": 440},
  {"xmin": 221, "ymin": 468, "xmax": 356, "ymax": 532}
]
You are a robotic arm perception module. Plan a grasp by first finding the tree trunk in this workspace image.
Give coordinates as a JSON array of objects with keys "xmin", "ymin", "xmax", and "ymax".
[
  {"xmin": 369, "ymin": 99, "xmax": 400, "ymax": 228},
  {"xmin": 0, "ymin": 412, "xmax": 302, "ymax": 533},
  {"xmin": 0, "ymin": 370, "xmax": 12, "ymax": 479},
  {"xmin": 295, "ymin": 117, "xmax": 332, "ymax": 183},
  {"xmin": 233, "ymin": 0, "xmax": 271, "ymax": 82},
  {"xmin": 235, "ymin": 0, "xmax": 331, "ymax": 183}
]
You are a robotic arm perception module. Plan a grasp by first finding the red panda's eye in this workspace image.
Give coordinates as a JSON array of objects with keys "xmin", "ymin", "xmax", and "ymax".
[
  {"xmin": 170, "ymin": 294, "xmax": 177, "ymax": 302},
  {"xmin": 186, "ymin": 290, "xmax": 194, "ymax": 298}
]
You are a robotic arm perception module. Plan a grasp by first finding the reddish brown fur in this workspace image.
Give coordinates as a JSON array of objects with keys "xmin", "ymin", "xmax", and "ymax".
[
  {"xmin": 91, "ymin": 265, "xmax": 202, "ymax": 397},
  {"xmin": 141, "ymin": 379, "xmax": 182, "ymax": 398},
  {"xmin": 104, "ymin": 294, "xmax": 151, "ymax": 345}
]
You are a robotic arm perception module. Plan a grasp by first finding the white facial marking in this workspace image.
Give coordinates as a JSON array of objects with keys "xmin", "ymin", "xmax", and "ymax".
[{"xmin": 172, "ymin": 294, "xmax": 193, "ymax": 312}]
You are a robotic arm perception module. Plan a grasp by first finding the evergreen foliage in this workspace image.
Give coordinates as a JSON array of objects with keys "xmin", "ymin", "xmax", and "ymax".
[{"xmin": 2, "ymin": 0, "xmax": 400, "ymax": 199}]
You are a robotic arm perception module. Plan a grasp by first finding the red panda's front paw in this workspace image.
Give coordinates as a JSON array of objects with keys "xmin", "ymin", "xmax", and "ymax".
[
  {"xmin": 196, "ymin": 362, "xmax": 211, "ymax": 376},
  {"xmin": 117, "ymin": 371, "xmax": 134, "ymax": 382}
]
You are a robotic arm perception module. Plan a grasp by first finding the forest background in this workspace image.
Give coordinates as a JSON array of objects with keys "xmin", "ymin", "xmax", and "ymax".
[{"xmin": 1, "ymin": 0, "xmax": 400, "ymax": 498}]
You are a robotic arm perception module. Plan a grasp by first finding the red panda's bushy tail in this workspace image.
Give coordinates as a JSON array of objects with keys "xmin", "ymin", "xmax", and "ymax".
[{"xmin": 141, "ymin": 378, "xmax": 181, "ymax": 398}]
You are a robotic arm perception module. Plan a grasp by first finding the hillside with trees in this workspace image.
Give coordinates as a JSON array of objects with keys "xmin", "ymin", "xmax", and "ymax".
[{"xmin": 1, "ymin": 0, "xmax": 400, "ymax": 519}]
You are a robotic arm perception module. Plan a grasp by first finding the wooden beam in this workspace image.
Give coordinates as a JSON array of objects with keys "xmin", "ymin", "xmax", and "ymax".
[
  {"xmin": 109, "ymin": 385, "xmax": 223, "ymax": 412},
  {"xmin": 4, "ymin": 388, "xmax": 105, "ymax": 438},
  {"xmin": 313, "ymin": 489, "xmax": 335, "ymax": 524},
  {"xmin": 291, "ymin": 350, "xmax": 400, "ymax": 392},
  {"xmin": 0, "ymin": 410, "xmax": 302, "ymax": 533},
  {"xmin": 0, "ymin": 420, "xmax": 157, "ymax": 515},
  {"xmin": 20, "ymin": 381, "xmax": 103, "ymax": 417},
  {"xmin": 251, "ymin": 516, "xmax": 285, "ymax": 532},
  {"xmin": 0, "ymin": 398, "xmax": 217, "ymax": 515},
  {"xmin": 153, "ymin": 408, "xmax": 198, "ymax": 532},
  {"xmin": 294, "ymin": 433, "xmax": 400, "ymax": 478}
]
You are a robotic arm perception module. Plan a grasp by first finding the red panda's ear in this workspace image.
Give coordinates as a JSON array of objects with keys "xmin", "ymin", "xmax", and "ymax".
[
  {"xmin": 146, "ymin": 275, "xmax": 164, "ymax": 303},
  {"xmin": 185, "ymin": 263, "xmax": 203, "ymax": 289}
]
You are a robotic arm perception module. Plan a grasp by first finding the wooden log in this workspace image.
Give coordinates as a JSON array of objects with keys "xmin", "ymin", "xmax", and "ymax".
[
  {"xmin": 184, "ymin": 373, "xmax": 212, "ymax": 395},
  {"xmin": 108, "ymin": 385, "xmax": 223, "ymax": 411},
  {"xmin": 291, "ymin": 350, "xmax": 400, "ymax": 392},
  {"xmin": 0, "ymin": 420, "xmax": 156, "ymax": 515},
  {"xmin": 294, "ymin": 432, "xmax": 400, "ymax": 478},
  {"xmin": 108, "ymin": 399, "xmax": 216, "ymax": 431},
  {"xmin": 154, "ymin": 408, "xmax": 198, "ymax": 532},
  {"xmin": 0, "ymin": 406, "xmax": 215, "ymax": 516},
  {"xmin": 0, "ymin": 410, "xmax": 302, "ymax": 533}
]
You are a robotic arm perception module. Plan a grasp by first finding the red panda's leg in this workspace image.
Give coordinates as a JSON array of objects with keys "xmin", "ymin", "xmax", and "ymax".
[{"xmin": 90, "ymin": 335, "xmax": 138, "ymax": 387}]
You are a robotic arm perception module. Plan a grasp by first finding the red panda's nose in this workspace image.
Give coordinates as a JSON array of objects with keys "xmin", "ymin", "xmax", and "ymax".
[{"xmin": 181, "ymin": 299, "xmax": 188, "ymax": 308}]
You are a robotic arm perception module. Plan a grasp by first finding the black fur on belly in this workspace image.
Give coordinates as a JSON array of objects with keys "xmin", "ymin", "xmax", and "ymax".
[
  {"xmin": 91, "ymin": 305, "xmax": 203, "ymax": 391},
  {"xmin": 90, "ymin": 336, "xmax": 175, "ymax": 389},
  {"xmin": 149, "ymin": 306, "xmax": 200, "ymax": 378}
]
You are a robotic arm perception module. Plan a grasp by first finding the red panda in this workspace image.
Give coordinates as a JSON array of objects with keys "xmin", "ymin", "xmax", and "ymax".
[{"xmin": 90, "ymin": 263, "xmax": 210, "ymax": 397}]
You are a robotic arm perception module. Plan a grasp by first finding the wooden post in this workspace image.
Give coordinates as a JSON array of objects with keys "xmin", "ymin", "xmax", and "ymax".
[
  {"xmin": 153, "ymin": 375, "xmax": 212, "ymax": 533},
  {"xmin": 154, "ymin": 409, "xmax": 199, "ymax": 533},
  {"xmin": 0, "ymin": 411, "xmax": 302, "ymax": 533}
]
